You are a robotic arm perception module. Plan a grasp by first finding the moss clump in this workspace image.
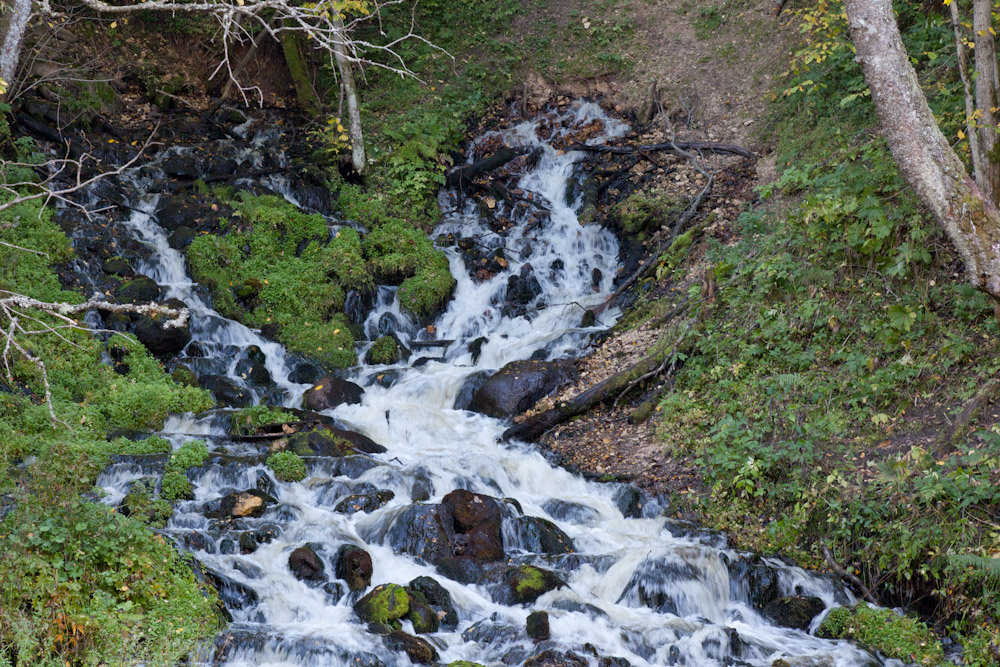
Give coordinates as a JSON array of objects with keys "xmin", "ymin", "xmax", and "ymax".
[
  {"xmin": 160, "ymin": 471, "xmax": 194, "ymax": 502},
  {"xmin": 610, "ymin": 192, "xmax": 678, "ymax": 239},
  {"xmin": 363, "ymin": 218, "xmax": 455, "ymax": 320},
  {"xmin": 354, "ymin": 583, "xmax": 410, "ymax": 624},
  {"xmin": 230, "ymin": 404, "xmax": 297, "ymax": 437},
  {"xmin": 817, "ymin": 605, "xmax": 944, "ymax": 665},
  {"xmin": 167, "ymin": 440, "xmax": 209, "ymax": 473},
  {"xmin": 366, "ymin": 336, "xmax": 399, "ymax": 365},
  {"xmin": 186, "ymin": 193, "xmax": 371, "ymax": 368},
  {"xmin": 506, "ymin": 565, "xmax": 563, "ymax": 604},
  {"xmin": 267, "ymin": 451, "xmax": 307, "ymax": 482}
]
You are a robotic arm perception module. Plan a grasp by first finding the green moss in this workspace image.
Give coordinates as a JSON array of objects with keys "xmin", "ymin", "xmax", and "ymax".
[
  {"xmin": 611, "ymin": 192, "xmax": 678, "ymax": 238},
  {"xmin": 167, "ymin": 440, "xmax": 209, "ymax": 473},
  {"xmin": 817, "ymin": 605, "xmax": 944, "ymax": 664},
  {"xmin": 266, "ymin": 451, "xmax": 307, "ymax": 482},
  {"xmin": 122, "ymin": 480, "xmax": 174, "ymax": 528},
  {"xmin": 512, "ymin": 565, "xmax": 546, "ymax": 595},
  {"xmin": 186, "ymin": 194, "xmax": 369, "ymax": 368},
  {"xmin": 354, "ymin": 583, "xmax": 410, "ymax": 624},
  {"xmin": 230, "ymin": 405, "xmax": 297, "ymax": 437},
  {"xmin": 160, "ymin": 471, "xmax": 194, "ymax": 502},
  {"xmin": 367, "ymin": 336, "xmax": 399, "ymax": 365}
]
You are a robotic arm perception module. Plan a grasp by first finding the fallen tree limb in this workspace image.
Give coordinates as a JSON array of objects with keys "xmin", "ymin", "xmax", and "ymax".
[
  {"xmin": 937, "ymin": 377, "xmax": 1000, "ymax": 450},
  {"xmin": 503, "ymin": 331, "xmax": 694, "ymax": 442},
  {"xmin": 446, "ymin": 147, "xmax": 537, "ymax": 188},
  {"xmin": 822, "ymin": 545, "xmax": 881, "ymax": 606},
  {"xmin": 570, "ymin": 140, "xmax": 756, "ymax": 159}
]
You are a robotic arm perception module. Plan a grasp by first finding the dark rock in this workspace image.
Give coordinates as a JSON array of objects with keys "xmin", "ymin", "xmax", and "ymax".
[
  {"xmin": 184, "ymin": 531, "xmax": 214, "ymax": 553},
  {"xmin": 354, "ymin": 583, "xmax": 410, "ymax": 624},
  {"xmin": 115, "ymin": 275, "xmax": 160, "ymax": 304},
  {"xmin": 388, "ymin": 504, "xmax": 456, "ymax": 565},
  {"xmin": 592, "ymin": 268, "xmax": 603, "ymax": 291},
  {"xmin": 336, "ymin": 544, "xmax": 373, "ymax": 591},
  {"xmin": 725, "ymin": 555, "xmax": 780, "ymax": 610},
  {"xmin": 454, "ymin": 371, "xmax": 491, "ymax": 411},
  {"xmin": 160, "ymin": 153, "xmax": 201, "ymax": 179},
  {"xmin": 344, "ymin": 289, "xmax": 373, "ymax": 325},
  {"xmin": 581, "ymin": 310, "xmax": 597, "ymax": 328},
  {"xmin": 200, "ymin": 375, "xmax": 252, "ymax": 408},
  {"xmin": 503, "ymin": 565, "xmax": 565, "ymax": 605},
  {"xmin": 524, "ymin": 649, "xmax": 587, "ymax": 667},
  {"xmin": 410, "ymin": 468, "xmax": 433, "ymax": 502},
  {"xmin": 302, "ymin": 375, "xmax": 364, "ymax": 411},
  {"xmin": 612, "ymin": 483, "xmax": 648, "ymax": 519},
  {"xmin": 134, "ymin": 298, "xmax": 191, "ymax": 355},
  {"xmin": 333, "ymin": 455, "xmax": 384, "ymax": 479},
  {"xmin": 203, "ymin": 489, "xmax": 276, "ymax": 520},
  {"xmin": 323, "ymin": 581, "xmax": 346, "ymax": 604},
  {"xmin": 288, "ymin": 545, "xmax": 326, "ymax": 582},
  {"xmin": 435, "ymin": 556, "xmax": 485, "ymax": 585},
  {"xmin": 101, "ymin": 256, "xmax": 132, "ymax": 277},
  {"xmin": 468, "ymin": 336, "xmax": 488, "ymax": 364},
  {"xmin": 506, "ymin": 515, "xmax": 575, "ymax": 556},
  {"xmin": 762, "ymin": 595, "xmax": 826, "ymax": 630},
  {"xmin": 408, "ymin": 576, "xmax": 458, "ymax": 630},
  {"xmin": 168, "ymin": 226, "xmax": 196, "ymax": 250},
  {"xmin": 469, "ymin": 360, "xmax": 577, "ymax": 418},
  {"xmin": 289, "ymin": 360, "xmax": 325, "ymax": 385},
  {"xmin": 599, "ymin": 658, "xmax": 631, "ymax": 667},
  {"xmin": 235, "ymin": 345, "xmax": 272, "ymax": 386},
  {"xmin": 283, "ymin": 426, "xmax": 386, "ymax": 457},
  {"xmin": 204, "ymin": 568, "xmax": 258, "ymax": 611},
  {"xmin": 506, "ymin": 264, "xmax": 542, "ymax": 305},
  {"xmin": 406, "ymin": 597, "xmax": 440, "ymax": 634},
  {"xmin": 383, "ymin": 630, "xmax": 438, "ymax": 664},
  {"xmin": 156, "ymin": 194, "xmax": 204, "ymax": 230},
  {"xmin": 255, "ymin": 470, "xmax": 277, "ymax": 498},
  {"xmin": 461, "ymin": 618, "xmax": 520, "ymax": 645},
  {"xmin": 526, "ymin": 611, "xmax": 550, "ymax": 640},
  {"xmin": 334, "ymin": 490, "xmax": 394, "ymax": 515},
  {"xmin": 442, "ymin": 489, "xmax": 504, "ymax": 561},
  {"xmin": 542, "ymin": 499, "xmax": 600, "ymax": 524}
]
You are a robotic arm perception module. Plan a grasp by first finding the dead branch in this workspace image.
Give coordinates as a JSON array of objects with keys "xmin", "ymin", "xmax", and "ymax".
[
  {"xmin": 822, "ymin": 545, "xmax": 882, "ymax": 605},
  {"xmin": 937, "ymin": 377, "xmax": 1000, "ymax": 450},
  {"xmin": 570, "ymin": 140, "xmax": 757, "ymax": 159},
  {"xmin": 446, "ymin": 147, "xmax": 535, "ymax": 188}
]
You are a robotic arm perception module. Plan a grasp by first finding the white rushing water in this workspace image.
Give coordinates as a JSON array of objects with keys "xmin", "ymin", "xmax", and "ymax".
[{"xmin": 96, "ymin": 102, "xmax": 887, "ymax": 667}]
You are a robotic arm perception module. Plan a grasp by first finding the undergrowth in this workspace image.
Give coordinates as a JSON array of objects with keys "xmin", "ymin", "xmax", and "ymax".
[{"xmin": 647, "ymin": 0, "xmax": 1000, "ymax": 652}]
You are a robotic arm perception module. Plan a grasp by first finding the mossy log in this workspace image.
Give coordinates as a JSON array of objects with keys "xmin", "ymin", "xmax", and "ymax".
[
  {"xmin": 503, "ymin": 334, "xmax": 693, "ymax": 442},
  {"xmin": 280, "ymin": 30, "xmax": 320, "ymax": 114},
  {"xmin": 446, "ymin": 147, "xmax": 535, "ymax": 188}
]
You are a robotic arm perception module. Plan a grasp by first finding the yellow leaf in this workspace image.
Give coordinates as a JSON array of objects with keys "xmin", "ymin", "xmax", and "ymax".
[
  {"xmin": 958, "ymin": 129, "xmax": 966, "ymax": 139},
  {"xmin": 333, "ymin": 328, "xmax": 340, "ymax": 334},
  {"xmin": 110, "ymin": 20, "xmax": 117, "ymax": 28},
  {"xmin": 339, "ymin": 134, "xmax": 349, "ymax": 141}
]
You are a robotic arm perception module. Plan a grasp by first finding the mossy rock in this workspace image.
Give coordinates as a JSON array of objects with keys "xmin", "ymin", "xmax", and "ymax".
[
  {"xmin": 383, "ymin": 629, "xmax": 438, "ymax": 664},
  {"xmin": 171, "ymin": 364, "xmax": 199, "ymax": 388},
  {"xmin": 817, "ymin": 605, "xmax": 944, "ymax": 665},
  {"xmin": 366, "ymin": 336, "xmax": 400, "ymax": 365},
  {"xmin": 406, "ymin": 596, "xmax": 440, "ymax": 634},
  {"xmin": 284, "ymin": 430, "xmax": 353, "ymax": 457},
  {"xmin": 116, "ymin": 275, "xmax": 160, "ymax": 304},
  {"xmin": 505, "ymin": 565, "xmax": 565, "ymax": 605},
  {"xmin": 354, "ymin": 583, "xmax": 410, "ymax": 625}
]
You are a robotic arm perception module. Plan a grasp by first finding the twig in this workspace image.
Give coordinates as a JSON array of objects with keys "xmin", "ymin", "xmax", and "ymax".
[{"xmin": 823, "ymin": 545, "xmax": 881, "ymax": 605}]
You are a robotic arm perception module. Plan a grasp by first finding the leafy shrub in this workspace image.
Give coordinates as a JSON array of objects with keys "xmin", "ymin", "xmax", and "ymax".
[
  {"xmin": 818, "ymin": 605, "xmax": 943, "ymax": 665},
  {"xmin": 167, "ymin": 440, "xmax": 209, "ymax": 474},
  {"xmin": 267, "ymin": 451, "xmax": 307, "ymax": 482},
  {"xmin": 230, "ymin": 405, "xmax": 297, "ymax": 438},
  {"xmin": 160, "ymin": 471, "xmax": 194, "ymax": 503}
]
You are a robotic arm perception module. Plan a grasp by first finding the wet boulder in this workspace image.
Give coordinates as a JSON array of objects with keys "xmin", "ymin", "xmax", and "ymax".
[
  {"xmin": 725, "ymin": 554, "xmax": 780, "ymax": 610},
  {"xmin": 617, "ymin": 557, "xmax": 699, "ymax": 615},
  {"xmin": 203, "ymin": 489, "xmax": 276, "ymax": 520},
  {"xmin": 200, "ymin": 375, "xmax": 252, "ymax": 408},
  {"xmin": 288, "ymin": 545, "xmax": 326, "ymax": 582},
  {"xmin": 454, "ymin": 371, "xmax": 491, "ymax": 411},
  {"xmin": 354, "ymin": 583, "xmax": 410, "ymax": 625},
  {"xmin": 442, "ymin": 489, "xmax": 504, "ymax": 561},
  {"xmin": 527, "ymin": 610, "xmax": 550, "ymax": 640},
  {"xmin": 524, "ymin": 650, "xmax": 588, "ymax": 667},
  {"xmin": 302, "ymin": 375, "xmax": 364, "ymax": 412},
  {"xmin": 101, "ymin": 256, "xmax": 133, "ymax": 277},
  {"xmin": 160, "ymin": 152, "xmax": 201, "ymax": 179},
  {"xmin": 408, "ymin": 576, "xmax": 458, "ymax": 630},
  {"xmin": 505, "ymin": 515, "xmax": 575, "ymax": 556},
  {"xmin": 388, "ymin": 504, "xmax": 456, "ymax": 565},
  {"xmin": 134, "ymin": 298, "xmax": 191, "ymax": 355},
  {"xmin": 502, "ymin": 564, "xmax": 565, "ymax": 605},
  {"xmin": 235, "ymin": 345, "xmax": 272, "ymax": 387},
  {"xmin": 281, "ymin": 426, "xmax": 385, "ymax": 457},
  {"xmin": 542, "ymin": 499, "xmax": 600, "ymax": 525},
  {"xmin": 762, "ymin": 595, "xmax": 826, "ymax": 630},
  {"xmin": 335, "ymin": 490, "xmax": 394, "ymax": 515},
  {"xmin": 168, "ymin": 226, "xmax": 197, "ymax": 250},
  {"xmin": 171, "ymin": 364, "xmax": 199, "ymax": 388},
  {"xmin": 406, "ymin": 597, "xmax": 440, "ymax": 634},
  {"xmin": 469, "ymin": 360, "xmax": 577, "ymax": 418},
  {"xmin": 336, "ymin": 544, "xmax": 373, "ymax": 591},
  {"xmin": 383, "ymin": 629, "xmax": 438, "ymax": 664},
  {"xmin": 115, "ymin": 275, "xmax": 160, "ymax": 304},
  {"xmin": 156, "ymin": 194, "xmax": 204, "ymax": 231}
]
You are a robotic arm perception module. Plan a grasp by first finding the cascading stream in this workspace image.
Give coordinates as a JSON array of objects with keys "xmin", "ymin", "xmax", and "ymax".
[{"xmin": 95, "ymin": 103, "xmax": 887, "ymax": 667}]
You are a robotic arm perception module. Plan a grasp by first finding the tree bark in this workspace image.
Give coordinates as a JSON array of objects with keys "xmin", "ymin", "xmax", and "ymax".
[
  {"xmin": 844, "ymin": 0, "xmax": 1000, "ymax": 302},
  {"xmin": 951, "ymin": 0, "xmax": 984, "ymax": 186},
  {"xmin": 974, "ymin": 0, "xmax": 1000, "ymax": 203},
  {"xmin": 0, "ymin": 0, "xmax": 32, "ymax": 100},
  {"xmin": 280, "ymin": 29, "xmax": 321, "ymax": 114},
  {"xmin": 332, "ymin": 12, "xmax": 365, "ymax": 175}
]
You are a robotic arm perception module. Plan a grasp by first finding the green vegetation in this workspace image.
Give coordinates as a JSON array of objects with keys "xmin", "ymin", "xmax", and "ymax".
[
  {"xmin": 640, "ymin": 0, "xmax": 999, "ymax": 650},
  {"xmin": 367, "ymin": 336, "xmax": 400, "ymax": 365},
  {"xmin": 167, "ymin": 440, "xmax": 209, "ymax": 473},
  {"xmin": 610, "ymin": 191, "xmax": 679, "ymax": 240},
  {"xmin": 0, "ymin": 157, "xmax": 219, "ymax": 664},
  {"xmin": 187, "ymin": 193, "xmax": 365, "ymax": 368},
  {"xmin": 230, "ymin": 405, "xmax": 297, "ymax": 437},
  {"xmin": 818, "ymin": 605, "xmax": 944, "ymax": 665},
  {"xmin": 266, "ymin": 451, "xmax": 307, "ymax": 483},
  {"xmin": 160, "ymin": 471, "xmax": 194, "ymax": 502}
]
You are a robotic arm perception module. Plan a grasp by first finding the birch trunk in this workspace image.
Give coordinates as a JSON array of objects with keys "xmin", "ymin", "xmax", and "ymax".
[
  {"xmin": 974, "ymin": 0, "xmax": 1000, "ymax": 203},
  {"xmin": 844, "ymin": 0, "xmax": 1000, "ymax": 301},
  {"xmin": 332, "ymin": 12, "xmax": 365, "ymax": 175},
  {"xmin": 0, "ymin": 0, "xmax": 32, "ymax": 99}
]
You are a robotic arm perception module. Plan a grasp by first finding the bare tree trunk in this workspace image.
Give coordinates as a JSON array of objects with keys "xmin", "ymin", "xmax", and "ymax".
[
  {"xmin": 332, "ymin": 13, "xmax": 365, "ymax": 175},
  {"xmin": 0, "ymin": 0, "xmax": 32, "ymax": 99},
  {"xmin": 951, "ymin": 1, "xmax": 984, "ymax": 186},
  {"xmin": 844, "ymin": 0, "xmax": 1000, "ymax": 302},
  {"xmin": 974, "ymin": 0, "xmax": 1000, "ymax": 203}
]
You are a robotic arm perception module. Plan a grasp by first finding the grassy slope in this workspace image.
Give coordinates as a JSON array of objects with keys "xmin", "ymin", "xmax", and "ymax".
[{"xmin": 625, "ymin": 1, "xmax": 1000, "ymax": 660}]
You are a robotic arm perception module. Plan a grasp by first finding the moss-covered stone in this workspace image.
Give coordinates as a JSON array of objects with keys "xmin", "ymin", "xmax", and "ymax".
[
  {"xmin": 817, "ymin": 605, "xmax": 944, "ymax": 665},
  {"xmin": 354, "ymin": 583, "xmax": 410, "ymax": 624},
  {"xmin": 366, "ymin": 335, "xmax": 400, "ymax": 365},
  {"xmin": 171, "ymin": 364, "xmax": 199, "ymax": 388},
  {"xmin": 283, "ymin": 429, "xmax": 353, "ymax": 457},
  {"xmin": 406, "ymin": 595, "xmax": 440, "ymax": 634},
  {"xmin": 505, "ymin": 565, "xmax": 565, "ymax": 605},
  {"xmin": 186, "ymin": 194, "xmax": 369, "ymax": 368},
  {"xmin": 267, "ymin": 451, "xmax": 307, "ymax": 482}
]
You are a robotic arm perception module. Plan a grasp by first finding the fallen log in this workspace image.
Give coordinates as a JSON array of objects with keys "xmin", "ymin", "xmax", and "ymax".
[
  {"xmin": 503, "ymin": 333, "xmax": 693, "ymax": 442},
  {"xmin": 446, "ymin": 146, "xmax": 538, "ymax": 188},
  {"xmin": 570, "ymin": 140, "xmax": 756, "ymax": 159}
]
